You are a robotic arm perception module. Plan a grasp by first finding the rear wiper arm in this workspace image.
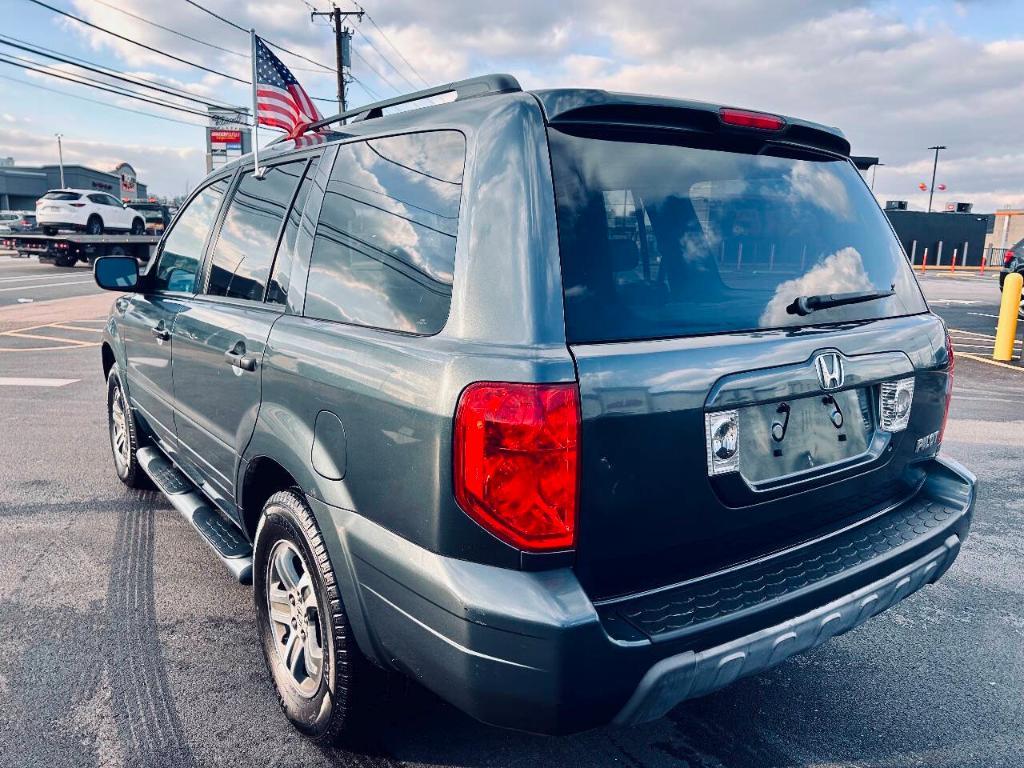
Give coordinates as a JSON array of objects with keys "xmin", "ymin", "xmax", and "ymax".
[{"xmin": 786, "ymin": 288, "xmax": 895, "ymax": 316}]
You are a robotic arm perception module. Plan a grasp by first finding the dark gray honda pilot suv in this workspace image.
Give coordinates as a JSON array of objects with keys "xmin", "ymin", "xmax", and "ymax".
[{"xmin": 94, "ymin": 74, "xmax": 975, "ymax": 741}]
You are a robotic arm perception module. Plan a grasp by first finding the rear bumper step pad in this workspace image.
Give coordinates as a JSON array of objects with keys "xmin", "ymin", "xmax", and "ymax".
[
  {"xmin": 137, "ymin": 447, "xmax": 253, "ymax": 584},
  {"xmin": 614, "ymin": 535, "xmax": 960, "ymax": 726}
]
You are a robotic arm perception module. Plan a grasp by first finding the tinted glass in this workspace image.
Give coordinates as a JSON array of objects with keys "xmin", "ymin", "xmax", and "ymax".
[
  {"xmin": 266, "ymin": 157, "xmax": 317, "ymax": 306},
  {"xmin": 152, "ymin": 178, "xmax": 228, "ymax": 293},
  {"xmin": 42, "ymin": 192, "xmax": 80, "ymax": 201},
  {"xmin": 304, "ymin": 131, "xmax": 465, "ymax": 334},
  {"xmin": 206, "ymin": 161, "xmax": 305, "ymax": 302},
  {"xmin": 550, "ymin": 130, "xmax": 927, "ymax": 343}
]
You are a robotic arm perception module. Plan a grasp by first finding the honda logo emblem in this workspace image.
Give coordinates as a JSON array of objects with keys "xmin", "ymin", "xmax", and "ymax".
[{"xmin": 814, "ymin": 352, "xmax": 845, "ymax": 391}]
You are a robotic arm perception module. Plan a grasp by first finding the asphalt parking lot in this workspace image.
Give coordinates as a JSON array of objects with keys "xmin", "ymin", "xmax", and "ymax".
[{"xmin": 0, "ymin": 257, "xmax": 1021, "ymax": 768}]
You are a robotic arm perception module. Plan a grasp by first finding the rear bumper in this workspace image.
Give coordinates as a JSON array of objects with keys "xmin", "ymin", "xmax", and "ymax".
[{"xmin": 314, "ymin": 456, "xmax": 975, "ymax": 735}]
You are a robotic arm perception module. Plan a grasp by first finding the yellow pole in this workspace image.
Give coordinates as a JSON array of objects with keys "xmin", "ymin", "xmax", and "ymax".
[{"xmin": 993, "ymin": 272, "xmax": 1022, "ymax": 362}]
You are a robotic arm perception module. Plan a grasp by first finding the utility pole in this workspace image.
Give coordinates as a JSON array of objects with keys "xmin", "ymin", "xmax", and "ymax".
[
  {"xmin": 926, "ymin": 145, "xmax": 946, "ymax": 213},
  {"xmin": 311, "ymin": 6, "xmax": 363, "ymax": 116},
  {"xmin": 55, "ymin": 133, "xmax": 65, "ymax": 188}
]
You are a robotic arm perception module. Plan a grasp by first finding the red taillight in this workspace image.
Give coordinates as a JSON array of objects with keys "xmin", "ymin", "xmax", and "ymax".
[
  {"xmin": 719, "ymin": 107, "xmax": 786, "ymax": 131},
  {"xmin": 1005, "ymin": 250, "xmax": 1015, "ymax": 266},
  {"xmin": 453, "ymin": 381, "xmax": 579, "ymax": 552},
  {"xmin": 938, "ymin": 332, "xmax": 954, "ymax": 445}
]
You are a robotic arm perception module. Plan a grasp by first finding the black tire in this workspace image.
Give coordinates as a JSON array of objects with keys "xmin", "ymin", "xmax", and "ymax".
[
  {"xmin": 86, "ymin": 215, "xmax": 104, "ymax": 235},
  {"xmin": 42, "ymin": 226, "xmax": 57, "ymax": 235},
  {"xmin": 54, "ymin": 255, "xmax": 77, "ymax": 268},
  {"xmin": 130, "ymin": 218, "xmax": 145, "ymax": 235},
  {"xmin": 254, "ymin": 490, "xmax": 375, "ymax": 746},
  {"xmin": 106, "ymin": 364, "xmax": 152, "ymax": 489}
]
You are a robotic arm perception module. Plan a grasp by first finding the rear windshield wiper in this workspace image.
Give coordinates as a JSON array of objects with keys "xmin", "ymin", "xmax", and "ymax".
[{"xmin": 786, "ymin": 288, "xmax": 895, "ymax": 316}]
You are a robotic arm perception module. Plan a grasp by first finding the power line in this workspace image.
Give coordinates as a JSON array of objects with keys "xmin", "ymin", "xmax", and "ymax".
[
  {"xmin": 357, "ymin": 5, "xmax": 432, "ymax": 88},
  {"xmin": 0, "ymin": 35, "xmax": 237, "ymax": 111},
  {"xmin": 89, "ymin": 0, "xmax": 247, "ymax": 58},
  {"xmin": 0, "ymin": 71, "xmax": 209, "ymax": 128},
  {"xmin": 351, "ymin": 26, "xmax": 418, "ymax": 92},
  {"xmin": 0, "ymin": 54, "xmax": 235, "ymax": 122},
  {"xmin": 350, "ymin": 46, "xmax": 403, "ymax": 95},
  {"xmin": 25, "ymin": 0, "xmax": 250, "ymax": 84},
  {"xmin": 180, "ymin": 0, "xmax": 336, "ymax": 75},
  {"xmin": 349, "ymin": 74, "xmax": 381, "ymax": 100},
  {"xmin": 88, "ymin": 0, "xmax": 328, "ymax": 75}
]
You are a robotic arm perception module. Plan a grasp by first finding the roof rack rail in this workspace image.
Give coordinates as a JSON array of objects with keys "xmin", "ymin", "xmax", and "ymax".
[{"xmin": 299, "ymin": 73, "xmax": 521, "ymax": 136}]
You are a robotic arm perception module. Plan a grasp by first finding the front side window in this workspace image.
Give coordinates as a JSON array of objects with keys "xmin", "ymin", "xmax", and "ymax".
[
  {"xmin": 304, "ymin": 131, "xmax": 465, "ymax": 334},
  {"xmin": 205, "ymin": 161, "xmax": 306, "ymax": 302},
  {"xmin": 152, "ymin": 177, "xmax": 229, "ymax": 293}
]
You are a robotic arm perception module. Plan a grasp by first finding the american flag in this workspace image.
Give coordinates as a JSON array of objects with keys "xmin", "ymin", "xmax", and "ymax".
[{"xmin": 254, "ymin": 35, "xmax": 323, "ymax": 138}]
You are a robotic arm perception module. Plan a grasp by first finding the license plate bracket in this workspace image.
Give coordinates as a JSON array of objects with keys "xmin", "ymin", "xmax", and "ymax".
[{"xmin": 738, "ymin": 387, "xmax": 874, "ymax": 484}]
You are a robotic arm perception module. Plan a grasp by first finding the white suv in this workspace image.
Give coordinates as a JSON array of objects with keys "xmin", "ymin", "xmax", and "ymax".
[{"xmin": 35, "ymin": 190, "xmax": 144, "ymax": 236}]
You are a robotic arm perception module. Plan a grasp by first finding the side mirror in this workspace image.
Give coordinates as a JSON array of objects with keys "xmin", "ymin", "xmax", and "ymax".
[{"xmin": 94, "ymin": 256, "xmax": 139, "ymax": 291}]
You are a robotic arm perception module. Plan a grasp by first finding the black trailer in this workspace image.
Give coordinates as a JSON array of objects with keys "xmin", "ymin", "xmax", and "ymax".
[{"xmin": 0, "ymin": 232, "xmax": 159, "ymax": 267}]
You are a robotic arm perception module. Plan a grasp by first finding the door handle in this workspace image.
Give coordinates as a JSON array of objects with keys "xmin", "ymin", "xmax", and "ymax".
[
  {"xmin": 151, "ymin": 324, "xmax": 170, "ymax": 341},
  {"xmin": 224, "ymin": 347, "xmax": 257, "ymax": 372}
]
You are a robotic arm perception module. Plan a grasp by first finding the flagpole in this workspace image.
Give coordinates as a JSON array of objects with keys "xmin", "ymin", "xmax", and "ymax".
[{"xmin": 250, "ymin": 28, "xmax": 261, "ymax": 177}]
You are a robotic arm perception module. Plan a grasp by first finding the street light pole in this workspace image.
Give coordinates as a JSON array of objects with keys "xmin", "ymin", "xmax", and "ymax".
[
  {"xmin": 871, "ymin": 162, "xmax": 885, "ymax": 191},
  {"xmin": 55, "ymin": 133, "xmax": 65, "ymax": 188},
  {"xmin": 927, "ymin": 145, "xmax": 946, "ymax": 213}
]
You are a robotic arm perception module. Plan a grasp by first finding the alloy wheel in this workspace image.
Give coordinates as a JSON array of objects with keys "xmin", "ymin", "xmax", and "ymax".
[
  {"xmin": 109, "ymin": 381, "xmax": 130, "ymax": 472},
  {"xmin": 266, "ymin": 540, "xmax": 324, "ymax": 698}
]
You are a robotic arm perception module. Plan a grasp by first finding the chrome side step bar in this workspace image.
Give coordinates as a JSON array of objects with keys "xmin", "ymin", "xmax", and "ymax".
[{"xmin": 137, "ymin": 446, "xmax": 253, "ymax": 584}]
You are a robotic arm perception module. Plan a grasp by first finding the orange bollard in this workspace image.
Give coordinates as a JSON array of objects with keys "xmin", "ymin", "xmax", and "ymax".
[
  {"xmin": 919, "ymin": 248, "xmax": 929, "ymax": 272},
  {"xmin": 950, "ymin": 249, "xmax": 958, "ymax": 272}
]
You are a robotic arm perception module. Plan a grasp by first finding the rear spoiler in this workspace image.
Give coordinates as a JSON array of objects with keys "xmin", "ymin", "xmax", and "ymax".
[{"xmin": 532, "ymin": 90, "xmax": 852, "ymax": 158}]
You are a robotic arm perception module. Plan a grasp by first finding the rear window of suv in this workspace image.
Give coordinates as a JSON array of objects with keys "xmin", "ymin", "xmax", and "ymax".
[
  {"xmin": 42, "ymin": 192, "xmax": 81, "ymax": 201},
  {"xmin": 549, "ymin": 129, "xmax": 927, "ymax": 343}
]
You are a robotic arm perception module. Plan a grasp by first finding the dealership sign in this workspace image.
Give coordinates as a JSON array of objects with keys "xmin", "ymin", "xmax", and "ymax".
[
  {"xmin": 113, "ymin": 162, "xmax": 137, "ymax": 199},
  {"xmin": 210, "ymin": 129, "xmax": 243, "ymax": 146},
  {"xmin": 206, "ymin": 107, "xmax": 250, "ymax": 173}
]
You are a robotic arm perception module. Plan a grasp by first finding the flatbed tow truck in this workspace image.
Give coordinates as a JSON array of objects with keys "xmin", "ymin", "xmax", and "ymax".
[{"xmin": 0, "ymin": 232, "xmax": 160, "ymax": 268}]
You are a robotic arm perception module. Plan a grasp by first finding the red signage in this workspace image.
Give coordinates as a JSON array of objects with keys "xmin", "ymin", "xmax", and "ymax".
[{"xmin": 210, "ymin": 130, "xmax": 242, "ymax": 144}]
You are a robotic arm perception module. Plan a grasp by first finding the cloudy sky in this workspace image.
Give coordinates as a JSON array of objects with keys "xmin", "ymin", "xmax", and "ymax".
[{"xmin": 2, "ymin": 0, "xmax": 1022, "ymax": 209}]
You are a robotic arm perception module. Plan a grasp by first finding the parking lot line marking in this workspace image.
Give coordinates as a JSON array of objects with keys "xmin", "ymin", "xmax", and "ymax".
[
  {"xmin": 949, "ymin": 328, "xmax": 998, "ymax": 340},
  {"xmin": 0, "ymin": 274, "xmax": 89, "ymax": 284},
  {"xmin": 0, "ymin": 279, "xmax": 94, "ymax": 293},
  {"xmin": 953, "ymin": 343, "xmax": 1020, "ymax": 351},
  {"xmin": 0, "ymin": 343, "xmax": 100, "ymax": 352},
  {"xmin": 0, "ymin": 376, "xmax": 79, "ymax": 387},
  {"xmin": 2, "ymin": 331, "xmax": 95, "ymax": 345},
  {"xmin": 967, "ymin": 312, "xmax": 1001, "ymax": 319},
  {"xmin": 956, "ymin": 352, "xmax": 1024, "ymax": 372},
  {"xmin": 49, "ymin": 324, "xmax": 103, "ymax": 333}
]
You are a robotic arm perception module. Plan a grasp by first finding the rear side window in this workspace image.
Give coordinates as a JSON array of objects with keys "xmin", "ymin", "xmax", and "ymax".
[
  {"xmin": 42, "ymin": 192, "xmax": 80, "ymax": 201},
  {"xmin": 266, "ymin": 157, "xmax": 318, "ymax": 306},
  {"xmin": 304, "ymin": 131, "xmax": 465, "ymax": 334},
  {"xmin": 550, "ymin": 130, "xmax": 927, "ymax": 343},
  {"xmin": 206, "ymin": 161, "xmax": 307, "ymax": 302},
  {"xmin": 153, "ymin": 178, "xmax": 229, "ymax": 293}
]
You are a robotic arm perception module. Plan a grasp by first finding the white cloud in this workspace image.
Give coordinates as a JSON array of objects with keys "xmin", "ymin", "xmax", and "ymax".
[{"xmin": 9, "ymin": 0, "xmax": 1016, "ymax": 208}]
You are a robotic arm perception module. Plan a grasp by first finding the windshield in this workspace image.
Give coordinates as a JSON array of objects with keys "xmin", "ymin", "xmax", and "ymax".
[{"xmin": 549, "ymin": 129, "xmax": 927, "ymax": 343}]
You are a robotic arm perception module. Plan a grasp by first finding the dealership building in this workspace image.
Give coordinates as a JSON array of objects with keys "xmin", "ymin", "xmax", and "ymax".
[{"xmin": 0, "ymin": 158, "xmax": 148, "ymax": 211}]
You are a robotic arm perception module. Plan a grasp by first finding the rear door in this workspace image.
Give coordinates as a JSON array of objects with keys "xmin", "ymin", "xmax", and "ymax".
[
  {"xmin": 548, "ymin": 127, "xmax": 951, "ymax": 600},
  {"xmin": 121, "ymin": 177, "xmax": 231, "ymax": 447},
  {"xmin": 170, "ymin": 157, "xmax": 318, "ymax": 519}
]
